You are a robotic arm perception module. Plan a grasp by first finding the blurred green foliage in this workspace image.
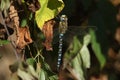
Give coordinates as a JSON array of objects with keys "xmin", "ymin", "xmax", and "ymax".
[{"xmin": 0, "ymin": 0, "xmax": 119, "ymax": 80}]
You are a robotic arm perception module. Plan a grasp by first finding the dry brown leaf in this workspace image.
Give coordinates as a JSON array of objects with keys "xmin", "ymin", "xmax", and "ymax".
[
  {"xmin": 25, "ymin": 0, "xmax": 41, "ymax": 12},
  {"xmin": 9, "ymin": 5, "xmax": 19, "ymax": 27},
  {"xmin": 115, "ymin": 27, "xmax": 120, "ymax": 43},
  {"xmin": 108, "ymin": 48, "xmax": 117, "ymax": 59},
  {"xmin": 116, "ymin": 13, "xmax": 120, "ymax": 22},
  {"xmin": 16, "ymin": 27, "xmax": 32, "ymax": 49},
  {"xmin": 59, "ymin": 66, "xmax": 79, "ymax": 80},
  {"xmin": 110, "ymin": 0, "xmax": 120, "ymax": 6},
  {"xmin": 42, "ymin": 20, "xmax": 55, "ymax": 51}
]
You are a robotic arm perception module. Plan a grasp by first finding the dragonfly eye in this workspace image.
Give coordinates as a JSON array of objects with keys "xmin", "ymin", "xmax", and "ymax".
[
  {"xmin": 61, "ymin": 18, "xmax": 66, "ymax": 21},
  {"xmin": 60, "ymin": 15, "xmax": 68, "ymax": 21}
]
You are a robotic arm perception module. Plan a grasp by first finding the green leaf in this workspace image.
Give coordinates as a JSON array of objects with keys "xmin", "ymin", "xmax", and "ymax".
[
  {"xmin": 0, "ymin": 0, "xmax": 10, "ymax": 11},
  {"xmin": 80, "ymin": 45, "xmax": 90, "ymax": 68},
  {"xmin": 27, "ymin": 65, "xmax": 38, "ymax": 78},
  {"xmin": 26, "ymin": 58, "xmax": 35, "ymax": 66},
  {"xmin": 20, "ymin": 19, "xmax": 27, "ymax": 27},
  {"xmin": 39, "ymin": 69, "xmax": 46, "ymax": 80},
  {"xmin": 63, "ymin": 36, "xmax": 82, "ymax": 69},
  {"xmin": 49, "ymin": 75, "xmax": 58, "ymax": 80},
  {"xmin": 0, "ymin": 0, "xmax": 5, "ymax": 11},
  {"xmin": 64, "ymin": 35, "xmax": 91, "ymax": 80},
  {"xmin": 62, "ymin": 34, "xmax": 91, "ymax": 80},
  {"xmin": 90, "ymin": 29, "xmax": 106, "ymax": 68},
  {"xmin": 11, "ymin": 61, "xmax": 39, "ymax": 80},
  {"xmin": 22, "ymin": 0, "xmax": 25, "ymax": 3},
  {"xmin": 36, "ymin": 55, "xmax": 58, "ymax": 80},
  {"xmin": 42, "ymin": 61, "xmax": 58, "ymax": 79},
  {"xmin": 71, "ymin": 53, "xmax": 85, "ymax": 80},
  {"xmin": 0, "ymin": 39, "xmax": 10, "ymax": 46},
  {"xmin": 29, "ymin": 13, "xmax": 33, "ymax": 20},
  {"xmin": 83, "ymin": 34, "xmax": 91, "ymax": 45},
  {"xmin": 35, "ymin": 0, "xmax": 64, "ymax": 30},
  {"xmin": 17, "ymin": 69, "xmax": 34, "ymax": 80},
  {"xmin": 80, "ymin": 34, "xmax": 91, "ymax": 68}
]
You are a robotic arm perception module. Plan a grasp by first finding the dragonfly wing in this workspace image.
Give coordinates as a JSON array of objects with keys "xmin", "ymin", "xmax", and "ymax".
[{"xmin": 53, "ymin": 26, "xmax": 97, "ymax": 44}]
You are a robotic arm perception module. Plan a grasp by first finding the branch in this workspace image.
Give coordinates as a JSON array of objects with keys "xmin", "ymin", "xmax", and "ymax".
[{"xmin": 0, "ymin": 11, "xmax": 19, "ymax": 60}]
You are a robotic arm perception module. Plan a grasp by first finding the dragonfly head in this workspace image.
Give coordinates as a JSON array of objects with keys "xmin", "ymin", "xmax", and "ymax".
[
  {"xmin": 59, "ymin": 15, "xmax": 68, "ymax": 34},
  {"xmin": 60, "ymin": 15, "xmax": 68, "ymax": 22}
]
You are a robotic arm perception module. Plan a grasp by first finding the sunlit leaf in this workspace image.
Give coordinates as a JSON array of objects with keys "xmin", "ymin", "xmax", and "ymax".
[
  {"xmin": 71, "ymin": 53, "xmax": 85, "ymax": 80},
  {"xmin": 64, "ymin": 35, "xmax": 91, "ymax": 80},
  {"xmin": 63, "ymin": 36, "xmax": 82, "ymax": 69},
  {"xmin": 39, "ymin": 69, "xmax": 46, "ymax": 80},
  {"xmin": 27, "ymin": 65, "xmax": 38, "ymax": 78},
  {"xmin": 0, "ymin": 0, "xmax": 10, "ymax": 11},
  {"xmin": 0, "ymin": 0, "xmax": 5, "ymax": 11},
  {"xmin": 80, "ymin": 34, "xmax": 91, "ymax": 68},
  {"xmin": 80, "ymin": 45, "xmax": 90, "ymax": 68},
  {"xmin": 35, "ymin": 0, "xmax": 64, "ymax": 30},
  {"xmin": 17, "ymin": 69, "xmax": 34, "ymax": 80},
  {"xmin": 10, "ymin": 61, "xmax": 39, "ymax": 80},
  {"xmin": 90, "ymin": 29, "xmax": 106, "ymax": 68},
  {"xmin": 83, "ymin": 34, "xmax": 91, "ymax": 45}
]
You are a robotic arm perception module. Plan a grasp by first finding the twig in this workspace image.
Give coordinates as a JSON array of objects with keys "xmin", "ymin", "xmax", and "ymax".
[{"xmin": 0, "ymin": 11, "xmax": 19, "ymax": 60}]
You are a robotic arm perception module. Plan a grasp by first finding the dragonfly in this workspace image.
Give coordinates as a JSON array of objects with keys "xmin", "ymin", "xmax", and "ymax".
[
  {"xmin": 56, "ymin": 15, "xmax": 68, "ymax": 70},
  {"xmin": 53, "ymin": 15, "xmax": 97, "ymax": 71}
]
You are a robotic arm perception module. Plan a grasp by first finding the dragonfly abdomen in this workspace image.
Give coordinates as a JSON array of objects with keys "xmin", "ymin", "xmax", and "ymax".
[
  {"xmin": 57, "ymin": 33, "xmax": 64, "ymax": 70},
  {"xmin": 57, "ymin": 15, "xmax": 68, "ymax": 70}
]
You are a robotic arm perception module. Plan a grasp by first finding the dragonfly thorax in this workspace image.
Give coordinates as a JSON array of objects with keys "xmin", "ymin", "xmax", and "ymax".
[{"xmin": 59, "ymin": 15, "xmax": 68, "ymax": 34}]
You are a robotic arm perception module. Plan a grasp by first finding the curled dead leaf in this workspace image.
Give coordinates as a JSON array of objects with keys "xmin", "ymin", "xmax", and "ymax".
[
  {"xmin": 9, "ymin": 5, "xmax": 19, "ymax": 27},
  {"xmin": 42, "ymin": 20, "xmax": 55, "ymax": 51},
  {"xmin": 17, "ymin": 27, "xmax": 32, "ymax": 49}
]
